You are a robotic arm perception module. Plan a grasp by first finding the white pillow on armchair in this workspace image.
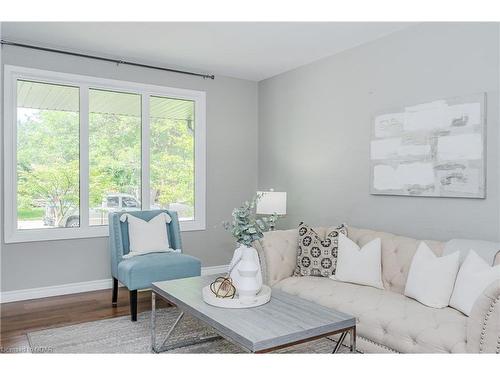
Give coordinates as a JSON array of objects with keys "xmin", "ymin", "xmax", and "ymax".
[{"xmin": 120, "ymin": 212, "xmax": 176, "ymax": 258}]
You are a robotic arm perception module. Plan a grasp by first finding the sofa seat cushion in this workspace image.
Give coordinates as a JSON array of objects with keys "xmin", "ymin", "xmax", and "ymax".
[
  {"xmin": 274, "ymin": 276, "xmax": 468, "ymax": 353},
  {"xmin": 118, "ymin": 253, "xmax": 201, "ymax": 291}
]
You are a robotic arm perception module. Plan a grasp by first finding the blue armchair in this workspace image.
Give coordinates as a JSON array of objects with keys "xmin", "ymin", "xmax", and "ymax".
[{"xmin": 109, "ymin": 210, "xmax": 201, "ymax": 321}]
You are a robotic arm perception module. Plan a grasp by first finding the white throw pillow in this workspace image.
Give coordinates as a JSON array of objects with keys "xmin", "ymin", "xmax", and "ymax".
[
  {"xmin": 404, "ymin": 242, "xmax": 460, "ymax": 308},
  {"xmin": 449, "ymin": 250, "xmax": 500, "ymax": 316},
  {"xmin": 120, "ymin": 212, "xmax": 172, "ymax": 258},
  {"xmin": 334, "ymin": 234, "xmax": 384, "ymax": 289}
]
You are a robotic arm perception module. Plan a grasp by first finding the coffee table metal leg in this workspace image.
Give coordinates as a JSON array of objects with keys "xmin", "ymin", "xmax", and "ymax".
[
  {"xmin": 162, "ymin": 311, "xmax": 185, "ymax": 346},
  {"xmin": 331, "ymin": 326, "xmax": 356, "ymax": 354},
  {"xmin": 350, "ymin": 326, "xmax": 356, "ymax": 353},
  {"xmin": 151, "ymin": 292, "xmax": 220, "ymax": 353},
  {"xmin": 332, "ymin": 331, "xmax": 348, "ymax": 353}
]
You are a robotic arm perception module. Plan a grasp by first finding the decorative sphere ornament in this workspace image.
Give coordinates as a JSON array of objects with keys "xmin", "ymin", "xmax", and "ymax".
[{"xmin": 210, "ymin": 276, "xmax": 236, "ymax": 299}]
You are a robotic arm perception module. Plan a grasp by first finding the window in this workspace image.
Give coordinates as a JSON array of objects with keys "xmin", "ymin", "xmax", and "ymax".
[
  {"xmin": 89, "ymin": 89, "xmax": 142, "ymax": 226},
  {"xmin": 16, "ymin": 81, "xmax": 80, "ymax": 230},
  {"xmin": 4, "ymin": 65, "xmax": 206, "ymax": 243},
  {"xmin": 150, "ymin": 96, "xmax": 195, "ymax": 220}
]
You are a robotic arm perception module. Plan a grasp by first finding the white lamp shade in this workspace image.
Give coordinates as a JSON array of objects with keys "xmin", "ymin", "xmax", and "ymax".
[{"xmin": 256, "ymin": 191, "xmax": 287, "ymax": 215}]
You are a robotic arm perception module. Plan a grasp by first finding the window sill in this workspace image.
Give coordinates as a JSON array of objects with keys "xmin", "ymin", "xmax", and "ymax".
[{"xmin": 4, "ymin": 219, "xmax": 206, "ymax": 244}]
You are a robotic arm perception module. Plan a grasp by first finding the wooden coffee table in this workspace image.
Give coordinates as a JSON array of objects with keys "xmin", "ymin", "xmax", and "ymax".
[{"xmin": 151, "ymin": 275, "xmax": 356, "ymax": 353}]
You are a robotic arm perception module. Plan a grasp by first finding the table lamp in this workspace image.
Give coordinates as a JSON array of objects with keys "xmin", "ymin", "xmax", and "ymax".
[{"xmin": 256, "ymin": 189, "xmax": 287, "ymax": 230}]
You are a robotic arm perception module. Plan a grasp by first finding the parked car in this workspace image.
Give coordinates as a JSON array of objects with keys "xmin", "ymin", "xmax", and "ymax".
[{"xmin": 43, "ymin": 193, "xmax": 141, "ymax": 227}]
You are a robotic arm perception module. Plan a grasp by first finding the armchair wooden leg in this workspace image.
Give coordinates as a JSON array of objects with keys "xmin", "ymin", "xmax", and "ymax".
[
  {"xmin": 130, "ymin": 290, "xmax": 138, "ymax": 321},
  {"xmin": 112, "ymin": 278, "xmax": 118, "ymax": 307}
]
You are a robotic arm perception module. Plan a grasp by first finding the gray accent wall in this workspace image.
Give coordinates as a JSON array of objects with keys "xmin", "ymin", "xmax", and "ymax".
[
  {"xmin": 258, "ymin": 23, "xmax": 500, "ymax": 241},
  {"xmin": 1, "ymin": 44, "xmax": 258, "ymax": 291}
]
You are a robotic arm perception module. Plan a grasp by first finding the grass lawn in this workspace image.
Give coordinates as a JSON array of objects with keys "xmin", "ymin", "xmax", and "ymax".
[{"xmin": 18, "ymin": 208, "xmax": 44, "ymax": 220}]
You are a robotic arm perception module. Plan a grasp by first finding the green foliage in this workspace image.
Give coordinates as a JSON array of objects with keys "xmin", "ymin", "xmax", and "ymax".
[
  {"xmin": 17, "ymin": 106, "xmax": 195, "ymax": 224},
  {"xmin": 223, "ymin": 194, "xmax": 278, "ymax": 247},
  {"xmin": 17, "ymin": 208, "xmax": 44, "ymax": 220},
  {"xmin": 17, "ymin": 109, "xmax": 79, "ymax": 223},
  {"xmin": 150, "ymin": 118, "xmax": 194, "ymax": 210},
  {"xmin": 19, "ymin": 161, "xmax": 80, "ymax": 224},
  {"xmin": 89, "ymin": 112, "xmax": 141, "ymax": 207}
]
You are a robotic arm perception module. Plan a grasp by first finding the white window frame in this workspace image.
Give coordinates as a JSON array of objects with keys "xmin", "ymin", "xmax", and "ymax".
[{"xmin": 3, "ymin": 65, "xmax": 206, "ymax": 243}]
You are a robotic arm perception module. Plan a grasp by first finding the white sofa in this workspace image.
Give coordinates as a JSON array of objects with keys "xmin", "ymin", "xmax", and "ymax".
[{"xmin": 254, "ymin": 226, "xmax": 500, "ymax": 353}]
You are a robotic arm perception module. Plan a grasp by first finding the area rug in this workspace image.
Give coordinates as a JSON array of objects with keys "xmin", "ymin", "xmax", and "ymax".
[{"xmin": 27, "ymin": 307, "xmax": 351, "ymax": 353}]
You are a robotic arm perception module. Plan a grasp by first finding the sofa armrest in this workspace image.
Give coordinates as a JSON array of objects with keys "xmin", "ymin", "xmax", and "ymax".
[
  {"xmin": 253, "ymin": 229, "xmax": 298, "ymax": 286},
  {"xmin": 466, "ymin": 280, "xmax": 500, "ymax": 353}
]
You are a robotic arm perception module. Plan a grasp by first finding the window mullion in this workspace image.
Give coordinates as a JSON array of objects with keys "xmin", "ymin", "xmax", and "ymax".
[
  {"xmin": 141, "ymin": 93, "xmax": 151, "ymax": 210},
  {"xmin": 79, "ymin": 85, "xmax": 90, "ymax": 229}
]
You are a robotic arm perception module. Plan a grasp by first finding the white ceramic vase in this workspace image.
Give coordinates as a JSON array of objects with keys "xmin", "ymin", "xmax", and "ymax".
[{"xmin": 229, "ymin": 244, "xmax": 263, "ymax": 300}]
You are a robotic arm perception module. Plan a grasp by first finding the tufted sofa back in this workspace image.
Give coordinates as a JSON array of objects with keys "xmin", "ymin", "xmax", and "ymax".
[
  {"xmin": 306, "ymin": 226, "xmax": 446, "ymax": 293},
  {"xmin": 347, "ymin": 227, "xmax": 445, "ymax": 294},
  {"xmin": 255, "ymin": 226, "xmax": 446, "ymax": 294}
]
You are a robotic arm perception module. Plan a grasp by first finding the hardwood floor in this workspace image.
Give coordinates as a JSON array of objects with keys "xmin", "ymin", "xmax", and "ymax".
[{"xmin": 0, "ymin": 287, "xmax": 170, "ymax": 352}]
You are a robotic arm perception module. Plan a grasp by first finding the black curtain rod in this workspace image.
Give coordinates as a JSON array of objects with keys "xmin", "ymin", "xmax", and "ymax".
[{"xmin": 1, "ymin": 40, "xmax": 215, "ymax": 80}]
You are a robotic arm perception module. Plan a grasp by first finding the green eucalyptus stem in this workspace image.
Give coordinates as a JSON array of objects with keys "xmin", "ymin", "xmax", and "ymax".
[{"xmin": 223, "ymin": 194, "xmax": 279, "ymax": 247}]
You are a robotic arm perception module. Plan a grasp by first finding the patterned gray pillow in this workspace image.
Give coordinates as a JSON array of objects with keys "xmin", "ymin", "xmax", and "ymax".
[{"xmin": 294, "ymin": 222, "xmax": 348, "ymax": 277}]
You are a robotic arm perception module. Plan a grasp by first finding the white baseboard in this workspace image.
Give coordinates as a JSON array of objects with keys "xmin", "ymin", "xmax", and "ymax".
[
  {"xmin": 0, "ymin": 279, "xmax": 114, "ymax": 303},
  {"xmin": 0, "ymin": 264, "xmax": 229, "ymax": 303}
]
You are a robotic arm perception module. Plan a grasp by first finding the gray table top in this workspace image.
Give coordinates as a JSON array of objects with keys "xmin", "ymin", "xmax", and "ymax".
[{"xmin": 152, "ymin": 275, "xmax": 356, "ymax": 352}]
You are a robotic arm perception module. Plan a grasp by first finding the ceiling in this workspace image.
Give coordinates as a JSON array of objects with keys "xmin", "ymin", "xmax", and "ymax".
[
  {"xmin": 2, "ymin": 22, "xmax": 415, "ymax": 81},
  {"xmin": 18, "ymin": 80, "xmax": 194, "ymax": 120}
]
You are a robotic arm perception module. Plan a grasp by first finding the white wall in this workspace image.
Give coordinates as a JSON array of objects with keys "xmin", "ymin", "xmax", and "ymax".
[
  {"xmin": 258, "ymin": 22, "xmax": 500, "ymax": 241},
  {"xmin": 1, "ymin": 42, "xmax": 258, "ymax": 292}
]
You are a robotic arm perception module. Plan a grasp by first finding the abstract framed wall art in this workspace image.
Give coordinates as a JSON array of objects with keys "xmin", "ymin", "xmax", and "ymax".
[{"xmin": 370, "ymin": 93, "xmax": 486, "ymax": 198}]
